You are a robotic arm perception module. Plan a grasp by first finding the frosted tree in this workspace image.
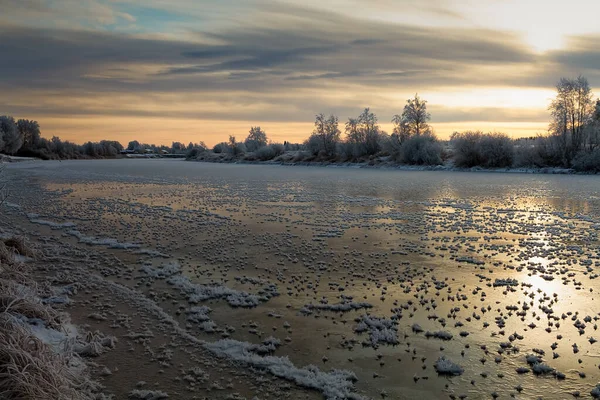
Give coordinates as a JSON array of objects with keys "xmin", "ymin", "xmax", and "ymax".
[
  {"xmin": 393, "ymin": 94, "xmax": 431, "ymax": 140},
  {"xmin": 244, "ymin": 126, "xmax": 268, "ymax": 151},
  {"xmin": 549, "ymin": 75, "xmax": 595, "ymax": 160},
  {"xmin": 17, "ymin": 119, "xmax": 40, "ymax": 150},
  {"xmin": 0, "ymin": 116, "xmax": 23, "ymax": 155},
  {"xmin": 310, "ymin": 113, "xmax": 340, "ymax": 156}
]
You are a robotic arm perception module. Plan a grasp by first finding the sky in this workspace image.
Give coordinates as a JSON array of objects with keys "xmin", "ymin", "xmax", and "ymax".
[{"xmin": 1, "ymin": 0, "xmax": 600, "ymax": 146}]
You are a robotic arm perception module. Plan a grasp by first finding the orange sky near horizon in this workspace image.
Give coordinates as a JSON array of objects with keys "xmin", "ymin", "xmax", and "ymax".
[{"xmin": 34, "ymin": 116, "xmax": 549, "ymax": 147}]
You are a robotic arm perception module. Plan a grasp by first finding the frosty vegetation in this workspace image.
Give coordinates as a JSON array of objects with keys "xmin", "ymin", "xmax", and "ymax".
[{"xmin": 2, "ymin": 75, "xmax": 600, "ymax": 171}]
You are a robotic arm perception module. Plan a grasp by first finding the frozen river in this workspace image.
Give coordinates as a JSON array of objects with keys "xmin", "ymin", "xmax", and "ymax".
[{"xmin": 4, "ymin": 159, "xmax": 600, "ymax": 399}]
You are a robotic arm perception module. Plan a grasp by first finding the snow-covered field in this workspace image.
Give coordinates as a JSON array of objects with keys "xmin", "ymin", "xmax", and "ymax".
[{"xmin": 3, "ymin": 158, "xmax": 600, "ymax": 399}]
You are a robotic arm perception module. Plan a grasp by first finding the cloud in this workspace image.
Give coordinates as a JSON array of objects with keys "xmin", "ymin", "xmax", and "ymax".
[{"xmin": 0, "ymin": 0, "xmax": 598, "ymax": 144}]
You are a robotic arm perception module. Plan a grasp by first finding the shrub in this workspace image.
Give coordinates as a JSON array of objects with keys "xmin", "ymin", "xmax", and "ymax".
[
  {"xmin": 477, "ymin": 132, "xmax": 514, "ymax": 168},
  {"xmin": 305, "ymin": 134, "xmax": 324, "ymax": 156},
  {"xmin": 400, "ymin": 133, "xmax": 443, "ymax": 165},
  {"xmin": 514, "ymin": 135, "xmax": 565, "ymax": 168},
  {"xmin": 572, "ymin": 149, "xmax": 600, "ymax": 172},
  {"xmin": 451, "ymin": 131, "xmax": 514, "ymax": 168},
  {"xmin": 255, "ymin": 145, "xmax": 277, "ymax": 161},
  {"xmin": 213, "ymin": 142, "xmax": 228, "ymax": 154},
  {"xmin": 186, "ymin": 147, "xmax": 206, "ymax": 159},
  {"xmin": 451, "ymin": 131, "xmax": 483, "ymax": 167},
  {"xmin": 230, "ymin": 142, "xmax": 246, "ymax": 156}
]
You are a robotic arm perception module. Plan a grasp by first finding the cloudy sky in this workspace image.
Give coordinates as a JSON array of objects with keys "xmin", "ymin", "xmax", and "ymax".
[{"xmin": 2, "ymin": 0, "xmax": 600, "ymax": 145}]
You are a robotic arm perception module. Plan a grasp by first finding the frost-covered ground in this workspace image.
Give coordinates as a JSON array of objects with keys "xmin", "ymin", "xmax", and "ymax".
[{"xmin": 3, "ymin": 158, "xmax": 600, "ymax": 399}]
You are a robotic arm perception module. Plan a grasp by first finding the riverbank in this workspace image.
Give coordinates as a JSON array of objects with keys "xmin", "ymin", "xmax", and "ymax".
[{"xmin": 186, "ymin": 156, "xmax": 582, "ymax": 175}]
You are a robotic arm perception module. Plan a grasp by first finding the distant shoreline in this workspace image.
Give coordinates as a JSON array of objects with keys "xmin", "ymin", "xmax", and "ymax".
[
  {"xmin": 4, "ymin": 154, "xmax": 596, "ymax": 175},
  {"xmin": 185, "ymin": 157, "xmax": 586, "ymax": 175}
]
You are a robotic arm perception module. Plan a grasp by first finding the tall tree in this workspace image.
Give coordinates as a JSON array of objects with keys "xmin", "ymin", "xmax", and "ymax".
[
  {"xmin": 0, "ymin": 116, "xmax": 22, "ymax": 154},
  {"xmin": 356, "ymin": 108, "xmax": 381, "ymax": 155},
  {"xmin": 549, "ymin": 75, "xmax": 595, "ymax": 160},
  {"xmin": 313, "ymin": 113, "xmax": 340, "ymax": 156},
  {"xmin": 244, "ymin": 126, "xmax": 268, "ymax": 151},
  {"xmin": 393, "ymin": 94, "xmax": 431, "ymax": 139},
  {"xmin": 17, "ymin": 119, "xmax": 40, "ymax": 150}
]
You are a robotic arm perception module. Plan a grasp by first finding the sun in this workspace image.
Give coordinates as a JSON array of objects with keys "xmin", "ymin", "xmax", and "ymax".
[{"xmin": 524, "ymin": 30, "xmax": 565, "ymax": 54}]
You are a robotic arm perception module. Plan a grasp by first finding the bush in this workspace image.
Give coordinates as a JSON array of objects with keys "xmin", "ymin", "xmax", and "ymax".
[
  {"xmin": 451, "ymin": 131, "xmax": 483, "ymax": 167},
  {"xmin": 400, "ymin": 133, "xmax": 443, "ymax": 165},
  {"xmin": 255, "ymin": 145, "xmax": 278, "ymax": 161},
  {"xmin": 305, "ymin": 134, "xmax": 324, "ymax": 156},
  {"xmin": 477, "ymin": 133, "xmax": 514, "ymax": 168},
  {"xmin": 186, "ymin": 147, "xmax": 206, "ymax": 159},
  {"xmin": 514, "ymin": 135, "xmax": 565, "ymax": 168},
  {"xmin": 572, "ymin": 149, "xmax": 600, "ymax": 172},
  {"xmin": 213, "ymin": 142, "xmax": 228, "ymax": 154},
  {"xmin": 451, "ymin": 131, "xmax": 514, "ymax": 168},
  {"xmin": 270, "ymin": 143, "xmax": 284, "ymax": 157},
  {"xmin": 230, "ymin": 142, "xmax": 246, "ymax": 156}
]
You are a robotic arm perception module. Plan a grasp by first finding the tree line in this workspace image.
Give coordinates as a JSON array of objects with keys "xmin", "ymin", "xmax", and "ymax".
[{"xmin": 2, "ymin": 75, "xmax": 600, "ymax": 171}]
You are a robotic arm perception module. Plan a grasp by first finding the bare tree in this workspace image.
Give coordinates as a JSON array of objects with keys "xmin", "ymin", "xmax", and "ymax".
[
  {"xmin": 393, "ymin": 94, "xmax": 431, "ymax": 140},
  {"xmin": 244, "ymin": 126, "xmax": 268, "ymax": 152},
  {"xmin": 549, "ymin": 75, "xmax": 595, "ymax": 161}
]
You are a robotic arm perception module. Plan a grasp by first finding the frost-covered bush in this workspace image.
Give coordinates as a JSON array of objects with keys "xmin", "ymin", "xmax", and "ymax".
[
  {"xmin": 400, "ymin": 133, "xmax": 443, "ymax": 165},
  {"xmin": 514, "ymin": 135, "xmax": 565, "ymax": 168},
  {"xmin": 186, "ymin": 146, "xmax": 206, "ymax": 159},
  {"xmin": 255, "ymin": 143, "xmax": 285, "ymax": 161},
  {"xmin": 305, "ymin": 134, "xmax": 325, "ymax": 156},
  {"xmin": 477, "ymin": 132, "xmax": 514, "ymax": 168},
  {"xmin": 452, "ymin": 131, "xmax": 514, "ymax": 168},
  {"xmin": 451, "ymin": 131, "xmax": 484, "ymax": 167},
  {"xmin": 255, "ymin": 145, "xmax": 276, "ymax": 160},
  {"xmin": 213, "ymin": 142, "xmax": 228, "ymax": 154},
  {"xmin": 572, "ymin": 149, "xmax": 600, "ymax": 172},
  {"xmin": 0, "ymin": 116, "xmax": 22, "ymax": 155}
]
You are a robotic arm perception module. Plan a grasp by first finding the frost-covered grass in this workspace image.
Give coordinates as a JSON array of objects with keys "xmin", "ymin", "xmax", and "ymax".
[
  {"xmin": 205, "ymin": 339, "xmax": 364, "ymax": 400},
  {"xmin": 0, "ymin": 251, "xmax": 108, "ymax": 399}
]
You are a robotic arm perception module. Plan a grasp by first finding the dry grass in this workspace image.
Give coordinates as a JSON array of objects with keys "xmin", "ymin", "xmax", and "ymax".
[
  {"xmin": 0, "ymin": 315, "xmax": 91, "ymax": 400},
  {"xmin": 0, "ymin": 235, "xmax": 106, "ymax": 399},
  {"xmin": 4, "ymin": 236, "xmax": 37, "ymax": 258}
]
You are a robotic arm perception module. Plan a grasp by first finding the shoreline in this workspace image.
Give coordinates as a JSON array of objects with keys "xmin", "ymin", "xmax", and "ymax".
[
  {"xmin": 185, "ymin": 157, "xmax": 586, "ymax": 175},
  {"xmin": 3, "ymin": 153, "xmax": 596, "ymax": 175}
]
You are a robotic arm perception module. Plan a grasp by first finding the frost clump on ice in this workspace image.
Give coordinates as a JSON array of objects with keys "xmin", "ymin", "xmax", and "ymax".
[
  {"xmin": 67, "ymin": 229, "xmax": 141, "ymax": 249},
  {"xmin": 354, "ymin": 315, "xmax": 398, "ymax": 347},
  {"xmin": 141, "ymin": 262, "xmax": 278, "ymax": 308},
  {"xmin": 301, "ymin": 301, "xmax": 373, "ymax": 314},
  {"xmin": 434, "ymin": 356, "xmax": 464, "ymax": 376},
  {"xmin": 424, "ymin": 330, "xmax": 453, "ymax": 340},
  {"xmin": 493, "ymin": 278, "xmax": 519, "ymax": 287},
  {"xmin": 128, "ymin": 389, "xmax": 169, "ymax": 399},
  {"xmin": 205, "ymin": 339, "xmax": 364, "ymax": 400}
]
